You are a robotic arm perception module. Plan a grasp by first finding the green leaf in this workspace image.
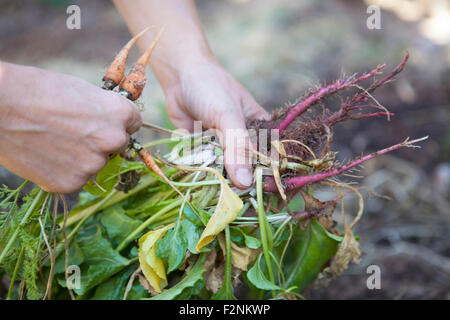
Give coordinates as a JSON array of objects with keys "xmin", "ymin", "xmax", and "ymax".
[
  {"xmin": 287, "ymin": 193, "xmax": 305, "ymax": 212},
  {"xmin": 148, "ymin": 254, "xmax": 207, "ymax": 300},
  {"xmin": 247, "ymin": 254, "xmax": 281, "ymax": 291},
  {"xmin": 156, "ymin": 219, "xmax": 187, "ymax": 273},
  {"xmin": 100, "ymin": 205, "xmax": 141, "ymax": 246},
  {"xmin": 197, "ymin": 208, "xmax": 212, "ymax": 226},
  {"xmin": 126, "ymin": 199, "xmax": 176, "ymax": 216},
  {"xmin": 230, "ymin": 227, "xmax": 245, "ymax": 246},
  {"xmin": 83, "ymin": 155, "xmax": 122, "ymax": 196},
  {"xmin": 182, "ymin": 204, "xmax": 203, "ymax": 227},
  {"xmin": 72, "ymin": 223, "xmax": 130, "ymax": 295},
  {"xmin": 120, "ymin": 160, "xmax": 145, "ymax": 173},
  {"xmin": 244, "ymin": 235, "xmax": 261, "ymax": 249},
  {"xmin": 125, "ymin": 283, "xmax": 149, "ymax": 300},
  {"xmin": 53, "ymin": 242, "xmax": 84, "ymax": 274},
  {"xmin": 231, "ymin": 227, "xmax": 261, "ymax": 249},
  {"xmin": 324, "ymin": 230, "xmax": 344, "ymax": 242},
  {"xmin": 91, "ymin": 265, "xmax": 136, "ymax": 300},
  {"xmin": 181, "ymin": 217, "xmax": 202, "ymax": 254},
  {"xmin": 282, "ymin": 219, "xmax": 339, "ymax": 292}
]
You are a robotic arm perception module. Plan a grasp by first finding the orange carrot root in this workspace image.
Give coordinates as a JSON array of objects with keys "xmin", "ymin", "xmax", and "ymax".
[
  {"xmin": 118, "ymin": 28, "xmax": 164, "ymax": 100},
  {"xmin": 138, "ymin": 147, "xmax": 185, "ymax": 198},
  {"xmin": 102, "ymin": 25, "xmax": 153, "ymax": 90}
]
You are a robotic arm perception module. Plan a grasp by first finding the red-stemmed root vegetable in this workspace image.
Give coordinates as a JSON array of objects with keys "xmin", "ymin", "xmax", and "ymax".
[
  {"xmin": 263, "ymin": 136, "xmax": 428, "ymax": 193},
  {"xmin": 245, "ymin": 52, "xmax": 427, "ymax": 197}
]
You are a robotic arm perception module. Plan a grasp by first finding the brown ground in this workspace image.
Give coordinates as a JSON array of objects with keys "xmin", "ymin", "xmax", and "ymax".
[{"xmin": 0, "ymin": 0, "xmax": 449, "ymax": 299}]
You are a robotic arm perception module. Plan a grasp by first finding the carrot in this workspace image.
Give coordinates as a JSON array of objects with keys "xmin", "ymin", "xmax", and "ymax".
[
  {"xmin": 102, "ymin": 25, "xmax": 153, "ymax": 90},
  {"xmin": 105, "ymin": 29, "xmax": 183, "ymax": 198},
  {"xmin": 136, "ymin": 146, "xmax": 185, "ymax": 199},
  {"xmin": 118, "ymin": 28, "xmax": 164, "ymax": 101}
]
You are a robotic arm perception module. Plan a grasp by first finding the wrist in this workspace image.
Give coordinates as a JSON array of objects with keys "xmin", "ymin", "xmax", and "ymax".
[
  {"xmin": 149, "ymin": 41, "xmax": 219, "ymax": 93},
  {"xmin": 0, "ymin": 62, "xmax": 17, "ymax": 126}
]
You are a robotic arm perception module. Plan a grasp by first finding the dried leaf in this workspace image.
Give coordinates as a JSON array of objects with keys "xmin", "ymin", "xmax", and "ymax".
[
  {"xmin": 195, "ymin": 168, "xmax": 243, "ymax": 251},
  {"xmin": 270, "ymin": 140, "xmax": 287, "ymax": 200},
  {"xmin": 138, "ymin": 224, "xmax": 174, "ymax": 293},
  {"xmin": 321, "ymin": 228, "xmax": 361, "ymax": 277},
  {"xmin": 205, "ymin": 261, "xmax": 224, "ymax": 294},
  {"xmin": 218, "ymin": 233, "xmax": 259, "ymax": 271}
]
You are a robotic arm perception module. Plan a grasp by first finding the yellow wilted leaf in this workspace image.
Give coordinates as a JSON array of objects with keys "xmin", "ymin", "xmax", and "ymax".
[
  {"xmin": 138, "ymin": 224, "xmax": 174, "ymax": 293},
  {"xmin": 150, "ymin": 160, "xmax": 244, "ymax": 253},
  {"xmin": 195, "ymin": 168, "xmax": 243, "ymax": 251},
  {"xmin": 218, "ymin": 233, "xmax": 259, "ymax": 271}
]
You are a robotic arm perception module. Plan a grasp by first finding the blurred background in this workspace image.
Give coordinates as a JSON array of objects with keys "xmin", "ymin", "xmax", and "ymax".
[{"xmin": 0, "ymin": 0, "xmax": 449, "ymax": 299}]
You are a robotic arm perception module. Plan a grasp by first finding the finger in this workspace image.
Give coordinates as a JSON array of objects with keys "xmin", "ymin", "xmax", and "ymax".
[
  {"xmin": 96, "ymin": 129, "xmax": 130, "ymax": 154},
  {"xmin": 116, "ymin": 132, "xmax": 131, "ymax": 153},
  {"xmin": 125, "ymin": 102, "xmax": 143, "ymax": 134},
  {"xmin": 242, "ymin": 93, "xmax": 271, "ymax": 121},
  {"xmin": 217, "ymin": 113, "xmax": 254, "ymax": 189}
]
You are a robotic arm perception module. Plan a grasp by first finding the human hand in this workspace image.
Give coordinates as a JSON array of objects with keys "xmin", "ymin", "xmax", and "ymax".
[
  {"xmin": 114, "ymin": 0, "xmax": 269, "ymax": 188},
  {"xmin": 163, "ymin": 59, "xmax": 270, "ymax": 189},
  {"xmin": 0, "ymin": 62, "xmax": 142, "ymax": 193}
]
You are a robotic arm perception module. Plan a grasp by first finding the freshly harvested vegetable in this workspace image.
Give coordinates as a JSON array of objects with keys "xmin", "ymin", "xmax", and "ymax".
[
  {"xmin": 118, "ymin": 28, "xmax": 163, "ymax": 100},
  {"xmin": 102, "ymin": 25, "xmax": 153, "ymax": 90},
  {"xmin": 0, "ymin": 30, "xmax": 426, "ymax": 300}
]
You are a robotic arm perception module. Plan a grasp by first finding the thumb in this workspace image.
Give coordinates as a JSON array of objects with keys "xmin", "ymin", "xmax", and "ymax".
[{"xmin": 217, "ymin": 113, "xmax": 254, "ymax": 189}]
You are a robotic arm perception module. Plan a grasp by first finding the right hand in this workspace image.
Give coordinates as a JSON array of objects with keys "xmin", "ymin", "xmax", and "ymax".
[{"xmin": 0, "ymin": 62, "xmax": 142, "ymax": 193}]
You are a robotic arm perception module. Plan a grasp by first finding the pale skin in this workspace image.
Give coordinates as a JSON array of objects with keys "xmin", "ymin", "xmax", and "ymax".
[{"xmin": 0, "ymin": 0, "xmax": 268, "ymax": 193}]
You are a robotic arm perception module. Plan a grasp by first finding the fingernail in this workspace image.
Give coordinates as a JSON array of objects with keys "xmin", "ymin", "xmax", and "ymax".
[{"xmin": 236, "ymin": 168, "xmax": 253, "ymax": 188}]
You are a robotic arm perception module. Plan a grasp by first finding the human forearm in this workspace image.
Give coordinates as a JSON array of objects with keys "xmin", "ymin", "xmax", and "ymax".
[{"xmin": 113, "ymin": 0, "xmax": 216, "ymax": 90}]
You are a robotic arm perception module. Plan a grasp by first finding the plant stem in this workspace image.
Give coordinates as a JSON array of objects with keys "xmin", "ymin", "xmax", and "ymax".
[
  {"xmin": 6, "ymin": 247, "xmax": 24, "ymax": 299},
  {"xmin": 223, "ymin": 226, "xmax": 233, "ymax": 293},
  {"xmin": 0, "ymin": 180, "xmax": 29, "ymax": 205},
  {"xmin": 65, "ymin": 174, "xmax": 157, "ymax": 226},
  {"xmin": 170, "ymin": 180, "xmax": 223, "ymax": 187},
  {"xmin": 66, "ymin": 191, "xmax": 117, "ymax": 242},
  {"xmin": 255, "ymin": 168, "xmax": 276, "ymax": 296},
  {"xmin": 0, "ymin": 189, "xmax": 47, "ymax": 265},
  {"xmin": 48, "ymin": 190, "xmax": 117, "ymax": 265},
  {"xmin": 117, "ymin": 197, "xmax": 183, "ymax": 251}
]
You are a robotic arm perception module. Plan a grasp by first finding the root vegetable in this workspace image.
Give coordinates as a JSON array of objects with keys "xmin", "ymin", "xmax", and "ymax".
[
  {"xmin": 263, "ymin": 136, "xmax": 427, "ymax": 193},
  {"xmin": 102, "ymin": 25, "xmax": 153, "ymax": 90},
  {"xmin": 118, "ymin": 28, "xmax": 164, "ymax": 101}
]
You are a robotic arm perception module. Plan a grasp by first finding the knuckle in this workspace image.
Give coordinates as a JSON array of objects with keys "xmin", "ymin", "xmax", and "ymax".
[
  {"xmin": 116, "ymin": 100, "xmax": 135, "ymax": 124},
  {"xmin": 94, "ymin": 129, "xmax": 129, "ymax": 153},
  {"xmin": 115, "ymin": 131, "xmax": 130, "ymax": 150},
  {"xmin": 80, "ymin": 154, "xmax": 107, "ymax": 176},
  {"xmin": 42, "ymin": 176, "xmax": 85, "ymax": 194},
  {"xmin": 109, "ymin": 93, "xmax": 135, "ymax": 123}
]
